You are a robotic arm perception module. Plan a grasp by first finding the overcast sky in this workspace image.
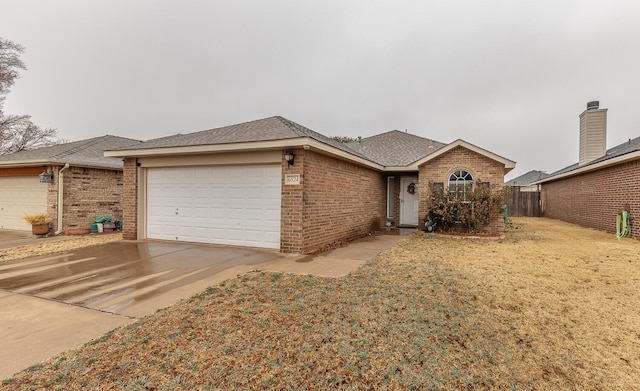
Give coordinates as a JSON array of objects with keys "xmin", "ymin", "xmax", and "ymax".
[{"xmin": 1, "ymin": 0, "xmax": 639, "ymax": 180}]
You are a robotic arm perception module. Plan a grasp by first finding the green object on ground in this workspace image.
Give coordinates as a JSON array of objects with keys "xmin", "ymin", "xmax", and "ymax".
[{"xmin": 616, "ymin": 210, "xmax": 631, "ymax": 239}]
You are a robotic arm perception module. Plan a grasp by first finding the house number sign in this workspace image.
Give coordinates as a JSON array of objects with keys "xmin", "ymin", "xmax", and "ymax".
[{"xmin": 285, "ymin": 174, "xmax": 300, "ymax": 185}]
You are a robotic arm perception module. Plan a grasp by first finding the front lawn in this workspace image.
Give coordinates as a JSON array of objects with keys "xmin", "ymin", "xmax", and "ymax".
[{"xmin": 3, "ymin": 218, "xmax": 639, "ymax": 390}]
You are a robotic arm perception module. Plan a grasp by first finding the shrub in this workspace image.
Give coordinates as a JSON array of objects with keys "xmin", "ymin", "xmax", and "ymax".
[
  {"xmin": 425, "ymin": 181, "xmax": 505, "ymax": 233},
  {"xmin": 23, "ymin": 211, "xmax": 48, "ymax": 224}
]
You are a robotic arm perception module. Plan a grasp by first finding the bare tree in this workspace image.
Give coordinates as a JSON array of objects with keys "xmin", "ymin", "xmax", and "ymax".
[
  {"xmin": 0, "ymin": 114, "xmax": 57, "ymax": 155},
  {"xmin": 0, "ymin": 37, "xmax": 58, "ymax": 155},
  {"xmin": 0, "ymin": 38, "xmax": 25, "ymax": 99}
]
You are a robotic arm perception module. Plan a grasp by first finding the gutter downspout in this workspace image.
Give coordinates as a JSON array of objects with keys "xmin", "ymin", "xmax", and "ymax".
[{"xmin": 54, "ymin": 163, "xmax": 70, "ymax": 236}]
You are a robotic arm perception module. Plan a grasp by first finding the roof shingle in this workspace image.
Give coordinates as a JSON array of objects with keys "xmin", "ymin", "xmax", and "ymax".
[
  {"xmin": 0, "ymin": 135, "xmax": 142, "ymax": 169},
  {"xmin": 504, "ymin": 170, "xmax": 550, "ymax": 186},
  {"xmin": 550, "ymin": 136, "xmax": 640, "ymax": 176},
  {"xmin": 345, "ymin": 130, "xmax": 446, "ymax": 166},
  {"xmin": 112, "ymin": 116, "xmax": 372, "ymax": 161}
]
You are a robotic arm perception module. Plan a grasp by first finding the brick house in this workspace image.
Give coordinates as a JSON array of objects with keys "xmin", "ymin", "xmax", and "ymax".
[
  {"xmin": 0, "ymin": 135, "xmax": 141, "ymax": 233},
  {"xmin": 106, "ymin": 116, "xmax": 515, "ymax": 254},
  {"xmin": 536, "ymin": 102, "xmax": 640, "ymax": 240}
]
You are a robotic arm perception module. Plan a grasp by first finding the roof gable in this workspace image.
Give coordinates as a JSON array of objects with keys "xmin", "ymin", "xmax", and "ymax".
[
  {"xmin": 0, "ymin": 135, "xmax": 142, "ymax": 169},
  {"xmin": 414, "ymin": 139, "xmax": 516, "ymax": 173}
]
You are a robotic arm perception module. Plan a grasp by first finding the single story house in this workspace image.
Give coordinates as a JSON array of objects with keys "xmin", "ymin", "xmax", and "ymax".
[
  {"xmin": 106, "ymin": 116, "xmax": 515, "ymax": 254},
  {"xmin": 535, "ymin": 101, "xmax": 639, "ymax": 240},
  {"xmin": 504, "ymin": 170, "xmax": 550, "ymax": 192},
  {"xmin": 0, "ymin": 135, "xmax": 141, "ymax": 232}
]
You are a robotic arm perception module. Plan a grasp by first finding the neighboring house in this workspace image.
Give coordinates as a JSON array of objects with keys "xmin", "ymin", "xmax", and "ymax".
[
  {"xmin": 535, "ymin": 101, "xmax": 640, "ymax": 240},
  {"xmin": 504, "ymin": 170, "xmax": 550, "ymax": 191},
  {"xmin": 105, "ymin": 116, "xmax": 515, "ymax": 254},
  {"xmin": 0, "ymin": 135, "xmax": 141, "ymax": 232}
]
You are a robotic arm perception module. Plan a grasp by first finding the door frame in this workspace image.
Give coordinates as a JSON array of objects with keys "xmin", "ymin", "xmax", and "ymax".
[{"xmin": 399, "ymin": 176, "xmax": 419, "ymax": 226}]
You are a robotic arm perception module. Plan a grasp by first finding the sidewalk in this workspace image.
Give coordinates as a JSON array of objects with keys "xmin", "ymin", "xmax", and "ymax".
[
  {"xmin": 263, "ymin": 231, "xmax": 410, "ymax": 277},
  {"xmin": 0, "ymin": 229, "xmax": 75, "ymax": 250}
]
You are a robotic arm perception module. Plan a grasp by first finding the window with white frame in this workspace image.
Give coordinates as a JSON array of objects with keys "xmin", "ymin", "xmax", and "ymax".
[
  {"xmin": 387, "ymin": 177, "xmax": 395, "ymax": 218},
  {"xmin": 448, "ymin": 170, "xmax": 473, "ymax": 201}
]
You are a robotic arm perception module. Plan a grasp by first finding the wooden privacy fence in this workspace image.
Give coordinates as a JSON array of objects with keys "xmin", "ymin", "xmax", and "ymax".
[{"xmin": 505, "ymin": 186, "xmax": 541, "ymax": 217}]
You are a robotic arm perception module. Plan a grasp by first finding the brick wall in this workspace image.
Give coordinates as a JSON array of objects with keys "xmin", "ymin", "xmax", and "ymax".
[
  {"xmin": 418, "ymin": 146, "xmax": 506, "ymax": 235},
  {"xmin": 46, "ymin": 165, "xmax": 60, "ymax": 230},
  {"xmin": 47, "ymin": 165, "xmax": 123, "ymax": 232},
  {"xmin": 281, "ymin": 149, "xmax": 386, "ymax": 254},
  {"xmin": 122, "ymin": 158, "xmax": 138, "ymax": 240},
  {"xmin": 542, "ymin": 159, "xmax": 640, "ymax": 240},
  {"xmin": 281, "ymin": 149, "xmax": 305, "ymax": 252}
]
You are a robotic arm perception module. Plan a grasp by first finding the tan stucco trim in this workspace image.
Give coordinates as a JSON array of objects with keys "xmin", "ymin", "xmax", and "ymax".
[
  {"xmin": 105, "ymin": 139, "xmax": 296, "ymax": 157},
  {"xmin": 409, "ymin": 139, "xmax": 516, "ymax": 174},
  {"xmin": 106, "ymin": 137, "xmax": 513, "ymax": 174},
  {"xmin": 302, "ymin": 139, "xmax": 384, "ymax": 170},
  {"xmin": 533, "ymin": 151, "xmax": 640, "ymax": 185}
]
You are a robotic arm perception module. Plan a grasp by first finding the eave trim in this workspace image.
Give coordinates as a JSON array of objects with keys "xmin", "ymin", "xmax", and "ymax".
[{"xmin": 533, "ymin": 151, "xmax": 640, "ymax": 185}]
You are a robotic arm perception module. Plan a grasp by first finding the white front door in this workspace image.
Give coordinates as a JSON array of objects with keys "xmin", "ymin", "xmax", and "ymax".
[{"xmin": 400, "ymin": 176, "xmax": 419, "ymax": 226}]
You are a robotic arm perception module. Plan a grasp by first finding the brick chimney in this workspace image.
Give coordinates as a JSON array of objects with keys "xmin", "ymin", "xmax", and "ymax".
[{"xmin": 579, "ymin": 101, "xmax": 607, "ymax": 166}]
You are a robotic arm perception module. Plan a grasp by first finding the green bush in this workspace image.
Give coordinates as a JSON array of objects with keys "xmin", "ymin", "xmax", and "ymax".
[{"xmin": 424, "ymin": 181, "xmax": 505, "ymax": 233}]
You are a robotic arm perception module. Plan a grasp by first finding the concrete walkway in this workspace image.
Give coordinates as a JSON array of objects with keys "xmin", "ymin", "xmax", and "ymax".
[
  {"xmin": 0, "ymin": 232, "xmax": 408, "ymax": 380},
  {"xmin": 0, "ymin": 229, "xmax": 75, "ymax": 250},
  {"xmin": 264, "ymin": 233, "xmax": 405, "ymax": 277}
]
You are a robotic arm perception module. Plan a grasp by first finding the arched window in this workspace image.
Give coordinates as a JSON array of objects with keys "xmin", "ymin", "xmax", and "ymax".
[{"xmin": 449, "ymin": 170, "xmax": 473, "ymax": 201}]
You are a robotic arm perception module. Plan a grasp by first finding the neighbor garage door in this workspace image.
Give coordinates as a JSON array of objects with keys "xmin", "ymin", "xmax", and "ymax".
[
  {"xmin": 146, "ymin": 165, "xmax": 281, "ymax": 249},
  {"xmin": 0, "ymin": 176, "xmax": 48, "ymax": 230}
]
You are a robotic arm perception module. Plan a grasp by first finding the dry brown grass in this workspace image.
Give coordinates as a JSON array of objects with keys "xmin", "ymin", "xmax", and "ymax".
[
  {"xmin": 0, "ymin": 233, "xmax": 123, "ymax": 263},
  {"xmin": 2, "ymin": 218, "xmax": 639, "ymax": 390}
]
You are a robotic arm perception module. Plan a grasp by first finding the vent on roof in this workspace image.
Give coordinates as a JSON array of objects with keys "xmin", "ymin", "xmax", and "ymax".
[{"xmin": 586, "ymin": 101, "xmax": 599, "ymax": 110}]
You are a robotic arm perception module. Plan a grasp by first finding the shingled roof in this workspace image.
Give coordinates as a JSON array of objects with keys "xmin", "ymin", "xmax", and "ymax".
[
  {"xmin": 504, "ymin": 170, "xmax": 550, "ymax": 186},
  {"xmin": 113, "ymin": 116, "xmax": 370, "ymax": 161},
  {"xmin": 108, "ymin": 116, "xmax": 513, "ymax": 170},
  {"xmin": 0, "ymin": 135, "xmax": 142, "ymax": 169},
  {"xmin": 549, "ymin": 135, "xmax": 640, "ymax": 177},
  {"xmin": 345, "ymin": 130, "xmax": 446, "ymax": 166}
]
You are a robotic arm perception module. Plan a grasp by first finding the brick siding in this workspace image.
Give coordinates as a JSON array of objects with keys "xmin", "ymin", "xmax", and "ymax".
[
  {"xmin": 281, "ymin": 149, "xmax": 386, "ymax": 254},
  {"xmin": 46, "ymin": 165, "xmax": 123, "ymax": 232},
  {"xmin": 417, "ymin": 146, "xmax": 506, "ymax": 235},
  {"xmin": 122, "ymin": 158, "xmax": 138, "ymax": 240},
  {"xmin": 542, "ymin": 159, "xmax": 640, "ymax": 240},
  {"xmin": 121, "ymin": 147, "xmax": 507, "ymax": 251}
]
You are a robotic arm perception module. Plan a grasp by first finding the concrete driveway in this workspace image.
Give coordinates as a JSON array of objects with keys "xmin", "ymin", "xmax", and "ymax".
[
  {"xmin": 0, "ymin": 233, "xmax": 406, "ymax": 379},
  {"xmin": 0, "ymin": 241, "xmax": 287, "ymax": 379}
]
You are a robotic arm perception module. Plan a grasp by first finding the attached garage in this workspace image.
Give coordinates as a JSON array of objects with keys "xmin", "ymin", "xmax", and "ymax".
[
  {"xmin": 145, "ymin": 164, "xmax": 282, "ymax": 249},
  {"xmin": 0, "ymin": 174, "xmax": 48, "ymax": 231}
]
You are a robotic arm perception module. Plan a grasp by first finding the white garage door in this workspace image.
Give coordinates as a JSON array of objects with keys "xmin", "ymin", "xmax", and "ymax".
[
  {"xmin": 146, "ymin": 165, "xmax": 281, "ymax": 249},
  {"xmin": 0, "ymin": 176, "xmax": 48, "ymax": 230}
]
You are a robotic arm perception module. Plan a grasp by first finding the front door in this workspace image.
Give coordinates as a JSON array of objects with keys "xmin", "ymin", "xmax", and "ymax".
[{"xmin": 400, "ymin": 176, "xmax": 419, "ymax": 226}]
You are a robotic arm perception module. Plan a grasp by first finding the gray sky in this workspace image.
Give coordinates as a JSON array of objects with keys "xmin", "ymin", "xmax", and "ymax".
[{"xmin": 1, "ymin": 0, "xmax": 639, "ymax": 180}]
